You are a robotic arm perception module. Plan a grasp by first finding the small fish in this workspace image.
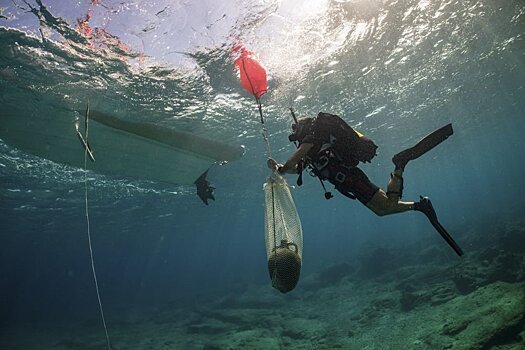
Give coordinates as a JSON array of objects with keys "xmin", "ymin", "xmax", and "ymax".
[{"xmin": 194, "ymin": 169, "xmax": 215, "ymax": 205}]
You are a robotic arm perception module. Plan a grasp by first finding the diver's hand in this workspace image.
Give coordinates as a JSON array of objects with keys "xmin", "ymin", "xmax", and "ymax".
[{"xmin": 267, "ymin": 158, "xmax": 282, "ymax": 171}]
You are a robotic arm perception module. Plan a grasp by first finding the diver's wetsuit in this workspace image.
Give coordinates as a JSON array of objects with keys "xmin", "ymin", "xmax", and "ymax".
[
  {"xmin": 326, "ymin": 163, "xmax": 379, "ymax": 204},
  {"xmin": 288, "ymin": 114, "xmax": 464, "ymax": 256},
  {"xmin": 299, "ymin": 120, "xmax": 379, "ymax": 204}
]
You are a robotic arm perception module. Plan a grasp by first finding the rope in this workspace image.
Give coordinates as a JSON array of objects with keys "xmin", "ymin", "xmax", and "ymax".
[
  {"xmin": 81, "ymin": 104, "xmax": 112, "ymax": 350},
  {"xmin": 271, "ymin": 181, "xmax": 278, "ymax": 285},
  {"xmin": 238, "ymin": 56, "xmax": 272, "ymax": 158},
  {"xmin": 257, "ymin": 97, "xmax": 273, "ymax": 158},
  {"xmin": 238, "ymin": 54, "xmax": 278, "ymax": 280}
]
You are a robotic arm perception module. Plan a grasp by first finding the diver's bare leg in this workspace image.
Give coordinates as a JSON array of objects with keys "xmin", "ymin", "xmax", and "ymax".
[
  {"xmin": 386, "ymin": 169, "xmax": 404, "ymax": 201},
  {"xmin": 366, "ymin": 189, "xmax": 415, "ymax": 216},
  {"xmin": 365, "ymin": 169, "xmax": 415, "ymax": 216}
]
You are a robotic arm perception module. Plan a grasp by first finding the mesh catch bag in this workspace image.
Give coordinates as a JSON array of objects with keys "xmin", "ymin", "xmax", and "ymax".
[{"xmin": 264, "ymin": 173, "xmax": 303, "ymax": 293}]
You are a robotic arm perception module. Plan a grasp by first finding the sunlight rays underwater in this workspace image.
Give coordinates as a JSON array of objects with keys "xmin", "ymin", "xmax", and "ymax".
[{"xmin": 1, "ymin": 0, "xmax": 525, "ymax": 349}]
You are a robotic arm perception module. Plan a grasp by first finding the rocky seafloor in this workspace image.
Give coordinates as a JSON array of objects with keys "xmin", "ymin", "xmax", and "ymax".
[{"xmin": 3, "ymin": 219, "xmax": 525, "ymax": 350}]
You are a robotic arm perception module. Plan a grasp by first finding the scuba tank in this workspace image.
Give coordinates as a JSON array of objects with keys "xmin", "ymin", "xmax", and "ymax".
[{"xmin": 288, "ymin": 109, "xmax": 378, "ymax": 200}]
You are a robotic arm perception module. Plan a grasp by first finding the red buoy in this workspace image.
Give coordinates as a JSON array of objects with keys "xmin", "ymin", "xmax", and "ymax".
[{"xmin": 234, "ymin": 48, "xmax": 267, "ymax": 99}]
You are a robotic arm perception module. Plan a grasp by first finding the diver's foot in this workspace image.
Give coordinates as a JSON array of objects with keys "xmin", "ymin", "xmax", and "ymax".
[
  {"xmin": 392, "ymin": 148, "xmax": 412, "ymax": 171},
  {"xmin": 414, "ymin": 196, "xmax": 438, "ymax": 221}
]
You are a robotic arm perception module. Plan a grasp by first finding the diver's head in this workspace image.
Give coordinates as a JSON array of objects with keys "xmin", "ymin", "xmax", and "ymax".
[{"xmin": 288, "ymin": 116, "xmax": 313, "ymax": 143}]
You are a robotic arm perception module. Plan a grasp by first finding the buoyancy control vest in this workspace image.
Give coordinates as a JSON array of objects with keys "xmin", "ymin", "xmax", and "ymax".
[
  {"xmin": 296, "ymin": 112, "xmax": 378, "ymax": 168},
  {"xmin": 289, "ymin": 112, "xmax": 378, "ymax": 199}
]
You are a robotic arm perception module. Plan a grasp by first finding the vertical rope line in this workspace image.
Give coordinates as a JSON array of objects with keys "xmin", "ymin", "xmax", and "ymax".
[
  {"xmin": 240, "ymin": 55, "xmax": 277, "ymax": 282},
  {"xmin": 257, "ymin": 98, "xmax": 273, "ymax": 158},
  {"xmin": 239, "ymin": 57, "xmax": 260, "ymax": 120},
  {"xmin": 271, "ymin": 180, "xmax": 278, "ymax": 283},
  {"xmin": 83, "ymin": 106, "xmax": 111, "ymax": 350},
  {"xmin": 239, "ymin": 57, "xmax": 272, "ymax": 158}
]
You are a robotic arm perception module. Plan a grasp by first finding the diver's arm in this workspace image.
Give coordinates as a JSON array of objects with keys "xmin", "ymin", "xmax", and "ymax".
[{"xmin": 278, "ymin": 142, "xmax": 313, "ymax": 174}]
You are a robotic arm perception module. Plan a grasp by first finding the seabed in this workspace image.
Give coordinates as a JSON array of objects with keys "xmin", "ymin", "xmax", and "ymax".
[{"xmin": 1, "ymin": 219, "xmax": 524, "ymax": 350}]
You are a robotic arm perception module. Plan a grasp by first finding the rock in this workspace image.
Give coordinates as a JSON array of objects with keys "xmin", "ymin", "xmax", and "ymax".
[
  {"xmin": 396, "ymin": 276, "xmax": 458, "ymax": 312},
  {"xmin": 452, "ymin": 271, "xmax": 479, "ymax": 294},
  {"xmin": 400, "ymin": 290, "xmax": 430, "ymax": 312},
  {"xmin": 302, "ymin": 262, "xmax": 355, "ymax": 290},
  {"xmin": 317, "ymin": 262, "xmax": 354, "ymax": 285},
  {"xmin": 423, "ymin": 281, "xmax": 525, "ymax": 349},
  {"xmin": 186, "ymin": 323, "xmax": 226, "ymax": 335},
  {"xmin": 429, "ymin": 285, "xmax": 457, "ymax": 306},
  {"xmin": 498, "ymin": 223, "xmax": 525, "ymax": 254},
  {"xmin": 203, "ymin": 344, "xmax": 222, "ymax": 350},
  {"xmin": 357, "ymin": 247, "xmax": 399, "ymax": 278},
  {"xmin": 486, "ymin": 252, "xmax": 523, "ymax": 283},
  {"xmin": 279, "ymin": 317, "xmax": 322, "ymax": 341},
  {"xmin": 452, "ymin": 248, "xmax": 524, "ymax": 294}
]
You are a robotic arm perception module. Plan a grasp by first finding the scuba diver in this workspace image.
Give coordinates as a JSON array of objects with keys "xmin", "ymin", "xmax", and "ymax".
[{"xmin": 267, "ymin": 112, "xmax": 463, "ymax": 256}]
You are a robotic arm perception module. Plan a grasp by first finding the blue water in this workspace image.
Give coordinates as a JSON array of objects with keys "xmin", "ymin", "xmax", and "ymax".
[{"xmin": 1, "ymin": 0, "xmax": 525, "ymax": 349}]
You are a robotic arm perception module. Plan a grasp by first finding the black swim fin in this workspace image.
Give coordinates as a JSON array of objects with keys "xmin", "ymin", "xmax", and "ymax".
[
  {"xmin": 393, "ymin": 123, "xmax": 453, "ymax": 170},
  {"xmin": 415, "ymin": 197, "xmax": 463, "ymax": 256}
]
